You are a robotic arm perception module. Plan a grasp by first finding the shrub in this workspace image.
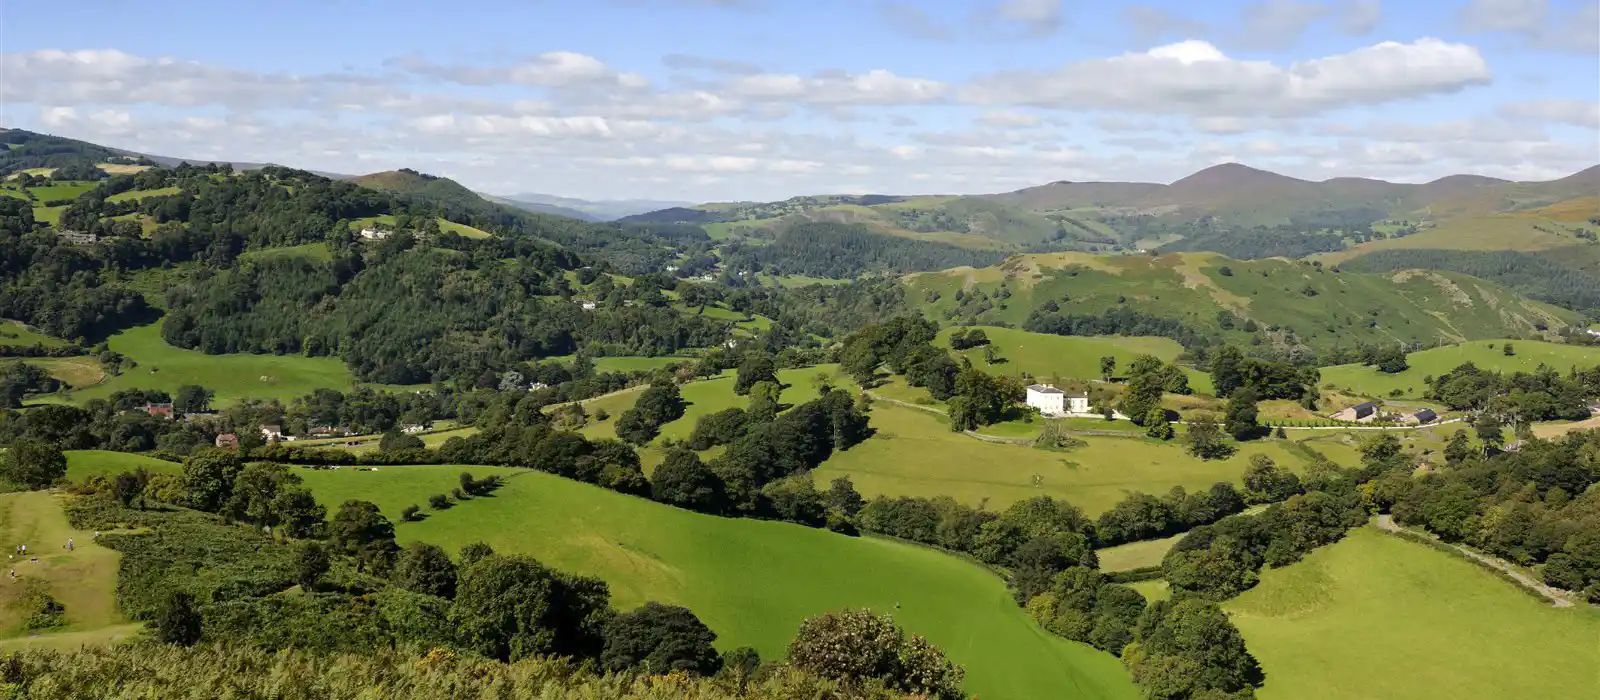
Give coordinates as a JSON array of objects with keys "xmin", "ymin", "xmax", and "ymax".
[
  {"xmin": 787, "ymin": 608, "xmax": 964, "ymax": 699},
  {"xmin": 428, "ymin": 494, "xmax": 452, "ymax": 510}
]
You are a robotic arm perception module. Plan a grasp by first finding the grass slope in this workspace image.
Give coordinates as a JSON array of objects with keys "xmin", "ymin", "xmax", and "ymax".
[
  {"xmin": 904, "ymin": 253, "xmax": 1579, "ymax": 353},
  {"xmin": 811, "ymin": 402, "xmax": 1313, "ymax": 515},
  {"xmin": 0, "ymin": 321, "xmax": 71, "ymax": 349},
  {"xmin": 60, "ymin": 321, "xmax": 359, "ymax": 406},
  {"xmin": 939, "ymin": 326, "xmax": 1213, "ymax": 393},
  {"xmin": 64, "ymin": 451, "xmax": 183, "ymax": 482},
  {"xmin": 1321, "ymin": 339, "xmax": 1600, "ymax": 398},
  {"xmin": 0, "ymin": 492, "xmax": 129, "ymax": 649},
  {"xmin": 300, "ymin": 466, "xmax": 1139, "ymax": 700},
  {"xmin": 1226, "ymin": 527, "xmax": 1600, "ymax": 700}
]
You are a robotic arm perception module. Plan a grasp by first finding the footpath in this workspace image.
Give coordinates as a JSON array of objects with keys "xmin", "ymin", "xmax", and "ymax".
[{"xmin": 1373, "ymin": 514, "xmax": 1575, "ymax": 608}]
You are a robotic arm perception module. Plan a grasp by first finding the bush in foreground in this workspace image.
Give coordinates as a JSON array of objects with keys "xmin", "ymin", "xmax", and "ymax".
[
  {"xmin": 786, "ymin": 609, "xmax": 964, "ymax": 700},
  {"xmin": 0, "ymin": 643, "xmax": 928, "ymax": 699}
]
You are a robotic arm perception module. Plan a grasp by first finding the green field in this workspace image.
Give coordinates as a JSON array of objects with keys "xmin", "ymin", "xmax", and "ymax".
[
  {"xmin": 352, "ymin": 215, "xmax": 489, "ymax": 239},
  {"xmin": 24, "ymin": 357, "xmax": 104, "ymax": 389},
  {"xmin": 937, "ymin": 326, "xmax": 1215, "ymax": 394},
  {"xmin": 238, "ymin": 242, "xmax": 333, "ymax": 264},
  {"xmin": 105, "ymin": 186, "xmax": 180, "ymax": 203},
  {"xmin": 1321, "ymin": 339, "xmax": 1600, "ymax": 398},
  {"xmin": 811, "ymin": 402, "xmax": 1316, "ymax": 515},
  {"xmin": 0, "ymin": 492, "xmax": 131, "ymax": 649},
  {"xmin": 1096, "ymin": 533, "xmax": 1185, "ymax": 572},
  {"xmin": 60, "ymin": 320, "xmax": 360, "ymax": 406},
  {"xmin": 299, "ymin": 466, "xmax": 1139, "ymax": 700},
  {"xmin": 574, "ymin": 366, "xmax": 848, "ymax": 470},
  {"xmin": 588, "ymin": 354, "xmax": 688, "ymax": 372},
  {"xmin": 64, "ymin": 451, "xmax": 183, "ymax": 482},
  {"xmin": 25, "ymin": 182, "xmax": 96, "ymax": 202},
  {"xmin": 0, "ymin": 321, "xmax": 71, "ymax": 349},
  {"xmin": 1227, "ymin": 527, "xmax": 1600, "ymax": 700},
  {"xmin": 32, "ymin": 206, "xmax": 64, "ymax": 225}
]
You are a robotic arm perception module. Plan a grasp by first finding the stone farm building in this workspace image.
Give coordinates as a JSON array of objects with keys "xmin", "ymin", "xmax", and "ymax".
[{"xmin": 1333, "ymin": 401, "xmax": 1378, "ymax": 422}]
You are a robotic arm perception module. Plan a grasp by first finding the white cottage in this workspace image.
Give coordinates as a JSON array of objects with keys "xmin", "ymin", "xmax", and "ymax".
[{"xmin": 1026, "ymin": 384, "xmax": 1090, "ymax": 416}]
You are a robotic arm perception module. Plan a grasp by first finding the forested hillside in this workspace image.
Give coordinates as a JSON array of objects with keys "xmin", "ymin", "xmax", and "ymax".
[{"xmin": 902, "ymin": 252, "xmax": 1579, "ymax": 363}]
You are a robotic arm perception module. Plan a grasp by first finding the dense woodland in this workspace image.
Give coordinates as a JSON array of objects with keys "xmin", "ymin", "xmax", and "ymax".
[{"xmin": 720, "ymin": 223, "xmax": 1005, "ymax": 278}]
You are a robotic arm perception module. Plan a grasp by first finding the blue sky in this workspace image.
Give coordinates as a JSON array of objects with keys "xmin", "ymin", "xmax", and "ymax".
[{"xmin": 3, "ymin": 0, "xmax": 1596, "ymax": 201}]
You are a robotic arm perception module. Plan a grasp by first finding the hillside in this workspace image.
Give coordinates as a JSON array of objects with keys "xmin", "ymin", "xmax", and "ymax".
[
  {"xmin": 901, "ymin": 252, "xmax": 1580, "ymax": 358},
  {"xmin": 618, "ymin": 163, "xmax": 1600, "ymax": 269},
  {"xmin": 1319, "ymin": 339, "xmax": 1600, "ymax": 399},
  {"xmin": 300, "ymin": 466, "xmax": 1140, "ymax": 700}
]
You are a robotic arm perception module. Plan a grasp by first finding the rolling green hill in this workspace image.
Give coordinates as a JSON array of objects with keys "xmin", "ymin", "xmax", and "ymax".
[
  {"xmin": 1225, "ymin": 527, "xmax": 1600, "ymax": 700},
  {"xmin": 299, "ymin": 466, "xmax": 1140, "ymax": 700},
  {"xmin": 902, "ymin": 252, "xmax": 1580, "ymax": 356},
  {"xmin": 1319, "ymin": 339, "xmax": 1600, "ymax": 399}
]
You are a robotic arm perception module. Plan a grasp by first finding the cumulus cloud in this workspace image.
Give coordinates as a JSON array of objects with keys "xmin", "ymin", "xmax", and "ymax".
[
  {"xmin": 1121, "ymin": 5, "xmax": 1209, "ymax": 42},
  {"xmin": 727, "ymin": 69, "xmax": 947, "ymax": 105},
  {"xmin": 1460, "ymin": 0, "xmax": 1547, "ymax": 32},
  {"xmin": 960, "ymin": 38, "xmax": 1491, "ymax": 117},
  {"xmin": 392, "ymin": 52, "xmax": 649, "ymax": 89}
]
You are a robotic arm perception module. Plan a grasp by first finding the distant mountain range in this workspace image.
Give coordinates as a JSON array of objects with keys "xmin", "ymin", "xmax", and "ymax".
[{"xmin": 488, "ymin": 193, "xmax": 694, "ymax": 221}]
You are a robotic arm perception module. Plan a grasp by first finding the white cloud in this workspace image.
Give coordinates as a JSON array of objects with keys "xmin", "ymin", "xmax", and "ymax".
[
  {"xmin": 961, "ymin": 38, "xmax": 1491, "ymax": 117},
  {"xmin": 1498, "ymin": 99, "xmax": 1600, "ymax": 128},
  {"xmin": 727, "ymin": 69, "xmax": 946, "ymax": 105},
  {"xmin": 394, "ymin": 51, "xmax": 649, "ymax": 89},
  {"xmin": 1121, "ymin": 5, "xmax": 1208, "ymax": 41}
]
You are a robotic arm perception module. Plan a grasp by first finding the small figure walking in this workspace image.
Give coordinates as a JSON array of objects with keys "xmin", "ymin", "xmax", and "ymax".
[{"xmin": 66, "ymin": 538, "xmax": 73, "ymax": 552}]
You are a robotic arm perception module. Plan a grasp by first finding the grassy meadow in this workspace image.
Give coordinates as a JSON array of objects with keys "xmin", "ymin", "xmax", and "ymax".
[
  {"xmin": 936, "ymin": 326, "xmax": 1215, "ymax": 394},
  {"xmin": 1226, "ymin": 527, "xmax": 1600, "ymax": 700},
  {"xmin": 0, "ymin": 321, "xmax": 71, "ymax": 349},
  {"xmin": 1095, "ymin": 533, "xmax": 1185, "ymax": 572},
  {"xmin": 811, "ymin": 402, "xmax": 1316, "ymax": 516},
  {"xmin": 0, "ymin": 492, "xmax": 135, "ymax": 650},
  {"xmin": 300, "ymin": 466, "xmax": 1139, "ymax": 700},
  {"xmin": 64, "ymin": 451, "xmax": 183, "ymax": 482},
  {"xmin": 1321, "ymin": 339, "xmax": 1600, "ymax": 398},
  {"xmin": 59, "ymin": 321, "xmax": 360, "ymax": 406}
]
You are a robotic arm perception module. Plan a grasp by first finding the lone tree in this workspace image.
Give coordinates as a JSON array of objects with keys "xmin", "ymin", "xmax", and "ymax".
[
  {"xmin": 1224, "ymin": 389, "xmax": 1262, "ymax": 441},
  {"xmin": 650, "ymin": 449, "xmax": 725, "ymax": 513},
  {"xmin": 734, "ymin": 354, "xmax": 778, "ymax": 396},
  {"xmin": 153, "ymin": 591, "xmax": 202, "ymax": 646},
  {"xmin": 294, "ymin": 541, "xmax": 330, "ymax": 592},
  {"xmin": 1099, "ymin": 356, "xmax": 1117, "ymax": 382},
  {"xmin": 787, "ymin": 608, "xmax": 964, "ymax": 700},
  {"xmin": 1184, "ymin": 415, "xmax": 1236, "ymax": 460},
  {"xmin": 392, "ymin": 542, "xmax": 459, "ymax": 599},
  {"xmin": 0, "ymin": 439, "xmax": 66, "ymax": 490},
  {"xmin": 600, "ymin": 602, "xmax": 722, "ymax": 675}
]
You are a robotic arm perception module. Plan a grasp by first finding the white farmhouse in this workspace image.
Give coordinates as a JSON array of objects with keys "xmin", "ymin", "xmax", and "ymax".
[
  {"xmin": 358, "ymin": 228, "xmax": 391, "ymax": 240},
  {"xmin": 1026, "ymin": 384, "xmax": 1090, "ymax": 416},
  {"xmin": 1026, "ymin": 384, "xmax": 1065, "ymax": 415}
]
